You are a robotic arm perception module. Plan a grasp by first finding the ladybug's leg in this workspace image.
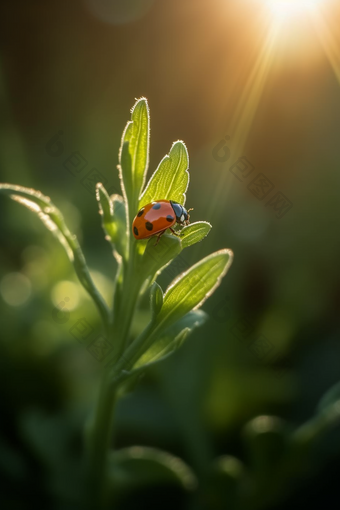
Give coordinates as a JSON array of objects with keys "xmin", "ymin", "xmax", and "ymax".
[
  {"xmin": 169, "ymin": 227, "xmax": 180, "ymax": 237},
  {"xmin": 154, "ymin": 230, "xmax": 165, "ymax": 246}
]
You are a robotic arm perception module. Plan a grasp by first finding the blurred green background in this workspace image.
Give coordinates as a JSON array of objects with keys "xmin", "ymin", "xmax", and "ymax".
[{"xmin": 1, "ymin": 0, "xmax": 340, "ymax": 508}]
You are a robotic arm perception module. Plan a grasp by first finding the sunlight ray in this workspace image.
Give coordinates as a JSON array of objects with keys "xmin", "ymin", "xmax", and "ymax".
[
  {"xmin": 311, "ymin": 9, "xmax": 340, "ymax": 84},
  {"xmin": 207, "ymin": 23, "xmax": 279, "ymax": 221}
]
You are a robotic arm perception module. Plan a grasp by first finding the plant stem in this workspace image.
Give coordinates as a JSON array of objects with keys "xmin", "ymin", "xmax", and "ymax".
[
  {"xmin": 85, "ymin": 369, "xmax": 117, "ymax": 509},
  {"xmin": 83, "ymin": 222, "xmax": 145, "ymax": 507},
  {"xmin": 108, "ymin": 244, "xmax": 143, "ymax": 365}
]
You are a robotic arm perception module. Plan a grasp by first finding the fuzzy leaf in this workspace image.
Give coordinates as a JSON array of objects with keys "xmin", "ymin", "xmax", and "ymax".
[
  {"xmin": 180, "ymin": 221, "xmax": 212, "ymax": 249},
  {"xmin": 133, "ymin": 310, "xmax": 207, "ymax": 370},
  {"xmin": 108, "ymin": 446, "xmax": 197, "ymax": 492},
  {"xmin": 0, "ymin": 183, "xmax": 110, "ymax": 327},
  {"xmin": 96, "ymin": 182, "xmax": 112, "ymax": 220},
  {"xmin": 119, "ymin": 98, "xmax": 150, "ymax": 221},
  {"xmin": 139, "ymin": 141, "xmax": 189, "ymax": 208},
  {"xmin": 110, "ymin": 194, "xmax": 128, "ymax": 260},
  {"xmin": 154, "ymin": 249, "xmax": 233, "ymax": 332},
  {"xmin": 96, "ymin": 182, "xmax": 114, "ymax": 238}
]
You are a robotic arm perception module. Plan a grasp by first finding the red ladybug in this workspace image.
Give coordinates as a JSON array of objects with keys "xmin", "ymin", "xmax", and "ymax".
[{"xmin": 132, "ymin": 200, "xmax": 192, "ymax": 243}]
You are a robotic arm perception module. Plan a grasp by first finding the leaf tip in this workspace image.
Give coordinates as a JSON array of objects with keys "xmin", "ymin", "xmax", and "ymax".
[
  {"xmin": 131, "ymin": 96, "xmax": 149, "ymax": 116},
  {"xmin": 225, "ymin": 248, "xmax": 234, "ymax": 265}
]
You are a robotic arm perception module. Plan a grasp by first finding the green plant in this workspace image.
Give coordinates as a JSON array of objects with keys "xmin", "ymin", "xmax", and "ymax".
[{"xmin": 0, "ymin": 97, "xmax": 233, "ymax": 508}]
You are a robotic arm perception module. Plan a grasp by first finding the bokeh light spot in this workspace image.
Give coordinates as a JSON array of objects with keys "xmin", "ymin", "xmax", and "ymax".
[
  {"xmin": 0, "ymin": 272, "xmax": 32, "ymax": 306},
  {"xmin": 51, "ymin": 280, "xmax": 80, "ymax": 311}
]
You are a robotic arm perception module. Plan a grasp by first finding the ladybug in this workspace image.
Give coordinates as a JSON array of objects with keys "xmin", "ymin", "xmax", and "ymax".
[{"xmin": 132, "ymin": 200, "xmax": 192, "ymax": 244}]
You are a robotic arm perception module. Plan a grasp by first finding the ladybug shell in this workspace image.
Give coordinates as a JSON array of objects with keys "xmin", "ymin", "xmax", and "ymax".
[{"xmin": 132, "ymin": 200, "xmax": 176, "ymax": 239}]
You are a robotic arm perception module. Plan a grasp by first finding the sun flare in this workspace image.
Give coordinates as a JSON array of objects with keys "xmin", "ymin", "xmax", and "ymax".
[{"xmin": 267, "ymin": 0, "xmax": 324, "ymax": 20}]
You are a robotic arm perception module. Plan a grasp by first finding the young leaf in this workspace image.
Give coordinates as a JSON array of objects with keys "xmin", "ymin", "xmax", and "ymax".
[
  {"xmin": 150, "ymin": 281, "xmax": 163, "ymax": 319},
  {"xmin": 132, "ymin": 310, "xmax": 207, "ymax": 370},
  {"xmin": 118, "ymin": 98, "xmax": 150, "ymax": 221},
  {"xmin": 0, "ymin": 183, "xmax": 110, "ymax": 329},
  {"xmin": 96, "ymin": 184, "xmax": 128, "ymax": 260},
  {"xmin": 180, "ymin": 221, "xmax": 212, "ymax": 249},
  {"xmin": 96, "ymin": 182, "xmax": 114, "ymax": 239},
  {"xmin": 139, "ymin": 141, "xmax": 189, "ymax": 208}
]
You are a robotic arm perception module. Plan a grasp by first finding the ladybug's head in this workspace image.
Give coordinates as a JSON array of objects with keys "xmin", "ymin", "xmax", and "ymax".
[{"xmin": 170, "ymin": 201, "xmax": 193, "ymax": 226}]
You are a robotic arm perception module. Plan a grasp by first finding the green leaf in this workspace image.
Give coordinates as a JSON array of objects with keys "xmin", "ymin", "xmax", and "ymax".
[
  {"xmin": 139, "ymin": 234, "xmax": 182, "ymax": 284},
  {"xmin": 0, "ymin": 183, "xmax": 110, "ymax": 328},
  {"xmin": 96, "ymin": 182, "xmax": 114, "ymax": 238},
  {"xmin": 118, "ymin": 97, "xmax": 150, "ymax": 220},
  {"xmin": 317, "ymin": 381, "xmax": 340, "ymax": 414},
  {"xmin": 154, "ymin": 249, "xmax": 233, "ymax": 332},
  {"xmin": 150, "ymin": 282, "xmax": 163, "ymax": 319},
  {"xmin": 96, "ymin": 182, "xmax": 112, "ymax": 221},
  {"xmin": 108, "ymin": 446, "xmax": 197, "ymax": 492},
  {"xmin": 205, "ymin": 456, "xmax": 244, "ymax": 509},
  {"xmin": 291, "ymin": 397, "xmax": 340, "ymax": 457},
  {"xmin": 96, "ymin": 186, "xmax": 127, "ymax": 261},
  {"xmin": 180, "ymin": 221, "xmax": 212, "ymax": 249},
  {"xmin": 139, "ymin": 141, "xmax": 189, "ymax": 208},
  {"xmin": 117, "ymin": 249, "xmax": 233, "ymax": 372},
  {"xmin": 132, "ymin": 310, "xmax": 207, "ymax": 370},
  {"xmin": 111, "ymin": 194, "xmax": 128, "ymax": 260}
]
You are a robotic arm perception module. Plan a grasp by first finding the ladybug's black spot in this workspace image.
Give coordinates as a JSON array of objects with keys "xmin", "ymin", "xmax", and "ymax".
[
  {"xmin": 134, "ymin": 226, "xmax": 139, "ymax": 236},
  {"xmin": 166, "ymin": 215, "xmax": 175, "ymax": 222},
  {"xmin": 145, "ymin": 221, "xmax": 153, "ymax": 231},
  {"xmin": 137, "ymin": 208, "xmax": 144, "ymax": 217},
  {"xmin": 152, "ymin": 203, "xmax": 161, "ymax": 210}
]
